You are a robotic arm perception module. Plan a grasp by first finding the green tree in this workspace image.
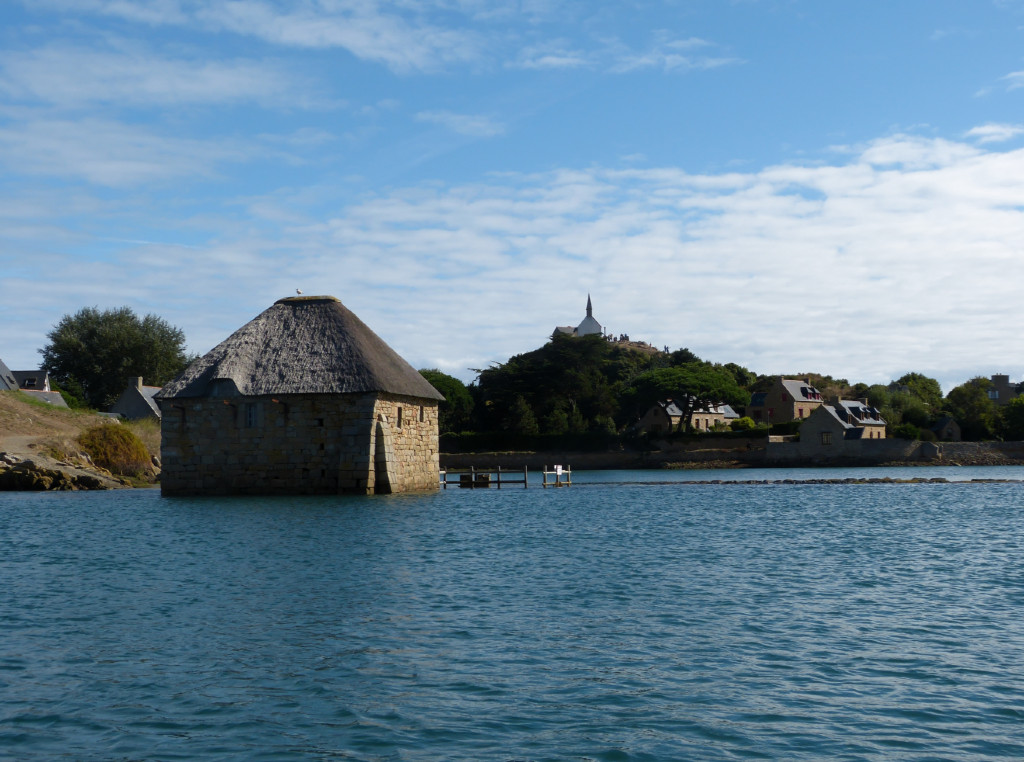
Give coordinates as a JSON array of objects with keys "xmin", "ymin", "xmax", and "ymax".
[
  {"xmin": 1001, "ymin": 396, "xmax": 1024, "ymax": 441},
  {"xmin": 419, "ymin": 369, "xmax": 474, "ymax": 434},
  {"xmin": 896, "ymin": 372, "xmax": 943, "ymax": 411},
  {"xmin": 40, "ymin": 306, "xmax": 192, "ymax": 409},
  {"xmin": 944, "ymin": 377, "xmax": 997, "ymax": 440},
  {"xmin": 722, "ymin": 362, "xmax": 757, "ymax": 389},
  {"xmin": 474, "ymin": 333, "xmax": 662, "ymax": 434},
  {"xmin": 505, "ymin": 394, "xmax": 539, "ymax": 435},
  {"xmin": 626, "ymin": 363, "xmax": 747, "ymax": 433}
]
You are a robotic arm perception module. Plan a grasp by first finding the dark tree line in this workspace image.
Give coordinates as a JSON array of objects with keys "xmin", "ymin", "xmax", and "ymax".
[{"xmin": 421, "ymin": 334, "xmax": 753, "ymax": 442}]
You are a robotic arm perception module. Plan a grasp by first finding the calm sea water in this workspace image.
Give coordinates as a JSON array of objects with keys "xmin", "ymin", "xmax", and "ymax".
[{"xmin": 3, "ymin": 469, "xmax": 1024, "ymax": 761}]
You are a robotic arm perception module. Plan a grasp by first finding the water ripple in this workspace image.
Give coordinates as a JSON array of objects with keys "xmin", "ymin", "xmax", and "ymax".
[{"xmin": 3, "ymin": 482, "xmax": 1024, "ymax": 759}]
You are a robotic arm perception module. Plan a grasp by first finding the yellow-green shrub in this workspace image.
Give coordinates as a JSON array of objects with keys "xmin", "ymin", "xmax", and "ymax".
[{"xmin": 78, "ymin": 424, "xmax": 152, "ymax": 477}]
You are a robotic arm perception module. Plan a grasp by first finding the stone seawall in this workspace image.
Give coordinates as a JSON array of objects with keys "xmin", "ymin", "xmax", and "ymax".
[{"xmin": 441, "ymin": 440, "xmax": 1024, "ymax": 471}]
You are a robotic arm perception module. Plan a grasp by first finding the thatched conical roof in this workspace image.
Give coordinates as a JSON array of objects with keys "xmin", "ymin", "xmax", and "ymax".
[{"xmin": 157, "ymin": 296, "xmax": 444, "ymax": 401}]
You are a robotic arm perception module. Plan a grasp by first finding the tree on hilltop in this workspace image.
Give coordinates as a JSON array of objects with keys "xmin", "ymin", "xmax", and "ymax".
[
  {"xmin": 40, "ymin": 306, "xmax": 192, "ymax": 409},
  {"xmin": 626, "ymin": 363, "xmax": 747, "ymax": 433},
  {"xmin": 419, "ymin": 369, "xmax": 474, "ymax": 434},
  {"xmin": 895, "ymin": 372, "xmax": 943, "ymax": 411}
]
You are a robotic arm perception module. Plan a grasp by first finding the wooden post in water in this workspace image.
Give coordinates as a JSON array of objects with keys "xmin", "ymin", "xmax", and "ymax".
[{"xmin": 542, "ymin": 464, "xmax": 571, "ymax": 488}]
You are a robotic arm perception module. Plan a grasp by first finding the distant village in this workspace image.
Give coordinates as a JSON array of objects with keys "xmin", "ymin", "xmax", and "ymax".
[{"xmin": 545, "ymin": 296, "xmax": 1017, "ymax": 462}]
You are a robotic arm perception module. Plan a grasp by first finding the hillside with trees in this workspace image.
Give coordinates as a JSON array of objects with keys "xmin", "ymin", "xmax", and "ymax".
[{"xmin": 421, "ymin": 336, "xmax": 1020, "ymax": 451}]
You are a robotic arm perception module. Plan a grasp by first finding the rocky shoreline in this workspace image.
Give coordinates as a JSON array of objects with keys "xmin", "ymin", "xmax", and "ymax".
[{"xmin": 0, "ymin": 451, "xmax": 132, "ymax": 491}]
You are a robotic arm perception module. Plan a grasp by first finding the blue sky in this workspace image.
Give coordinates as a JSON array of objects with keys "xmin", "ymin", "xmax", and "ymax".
[{"xmin": 3, "ymin": 1, "xmax": 1024, "ymax": 394}]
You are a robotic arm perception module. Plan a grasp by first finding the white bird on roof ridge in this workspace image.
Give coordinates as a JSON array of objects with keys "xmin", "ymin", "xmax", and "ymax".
[{"xmin": 296, "ymin": 288, "xmax": 303, "ymax": 295}]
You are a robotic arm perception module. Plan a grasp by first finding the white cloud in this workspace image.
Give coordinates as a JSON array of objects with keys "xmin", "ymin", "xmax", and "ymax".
[
  {"xmin": 196, "ymin": 2, "xmax": 484, "ymax": 73},
  {"xmin": 0, "ymin": 118, "xmax": 248, "ymax": 186},
  {"xmin": 29, "ymin": 0, "xmax": 191, "ymax": 25},
  {"xmin": 415, "ymin": 110, "xmax": 505, "ymax": 137},
  {"xmin": 965, "ymin": 123, "xmax": 1024, "ymax": 144},
  {"xmin": 21, "ymin": 0, "xmax": 484, "ymax": 73},
  {"xmin": 0, "ymin": 45, "xmax": 314, "ymax": 108},
  {"xmin": 4, "ymin": 134, "xmax": 1024, "ymax": 392},
  {"xmin": 510, "ymin": 40, "xmax": 590, "ymax": 70},
  {"xmin": 609, "ymin": 35, "xmax": 741, "ymax": 74},
  {"xmin": 1003, "ymin": 70, "xmax": 1024, "ymax": 90}
]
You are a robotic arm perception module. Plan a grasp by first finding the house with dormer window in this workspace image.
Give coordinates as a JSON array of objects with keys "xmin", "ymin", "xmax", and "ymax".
[{"xmin": 747, "ymin": 377, "xmax": 824, "ymax": 425}]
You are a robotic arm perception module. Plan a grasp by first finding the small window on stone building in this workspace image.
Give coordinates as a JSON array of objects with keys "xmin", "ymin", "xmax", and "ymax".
[
  {"xmin": 821, "ymin": 432, "xmax": 833, "ymax": 445},
  {"xmin": 419, "ymin": 406, "xmax": 424, "ymax": 423},
  {"xmin": 246, "ymin": 403, "xmax": 258, "ymax": 428},
  {"xmin": 316, "ymin": 418, "xmax": 324, "ymax": 427},
  {"xmin": 397, "ymin": 407, "xmax": 403, "ymax": 429}
]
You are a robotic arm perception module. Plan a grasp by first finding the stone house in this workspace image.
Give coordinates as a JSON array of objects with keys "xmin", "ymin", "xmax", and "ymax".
[
  {"xmin": 109, "ymin": 377, "xmax": 162, "ymax": 421},
  {"xmin": 930, "ymin": 415, "xmax": 961, "ymax": 442},
  {"xmin": 988, "ymin": 374, "xmax": 1021, "ymax": 406},
  {"xmin": 747, "ymin": 378, "xmax": 824, "ymax": 425},
  {"xmin": 156, "ymin": 295, "xmax": 444, "ymax": 496},
  {"xmin": 829, "ymin": 398, "xmax": 887, "ymax": 438},
  {"xmin": 638, "ymin": 399, "xmax": 740, "ymax": 434},
  {"xmin": 797, "ymin": 398, "xmax": 887, "ymax": 455}
]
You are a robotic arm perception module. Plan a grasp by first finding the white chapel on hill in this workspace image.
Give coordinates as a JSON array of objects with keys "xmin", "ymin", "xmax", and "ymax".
[{"xmin": 553, "ymin": 295, "xmax": 604, "ymax": 339}]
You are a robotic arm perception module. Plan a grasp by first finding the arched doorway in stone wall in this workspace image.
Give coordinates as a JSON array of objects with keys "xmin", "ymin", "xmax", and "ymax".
[{"xmin": 374, "ymin": 415, "xmax": 396, "ymax": 494}]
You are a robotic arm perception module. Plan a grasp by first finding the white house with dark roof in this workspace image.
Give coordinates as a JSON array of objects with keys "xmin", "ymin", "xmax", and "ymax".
[
  {"xmin": 11, "ymin": 370, "xmax": 51, "ymax": 392},
  {"xmin": 0, "ymin": 359, "xmax": 66, "ymax": 406}
]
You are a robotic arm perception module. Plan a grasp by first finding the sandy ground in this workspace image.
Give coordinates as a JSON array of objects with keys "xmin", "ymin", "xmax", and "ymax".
[{"xmin": 0, "ymin": 393, "xmax": 134, "ymax": 488}]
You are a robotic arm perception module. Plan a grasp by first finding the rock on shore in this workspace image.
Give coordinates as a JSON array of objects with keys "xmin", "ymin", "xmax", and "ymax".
[{"xmin": 0, "ymin": 453, "xmax": 125, "ymax": 491}]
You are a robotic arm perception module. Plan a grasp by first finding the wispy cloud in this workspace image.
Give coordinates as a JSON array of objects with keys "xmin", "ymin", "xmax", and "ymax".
[
  {"xmin": 0, "ymin": 45, "xmax": 316, "ymax": 108},
  {"xmin": 24, "ymin": 0, "xmax": 485, "ymax": 74},
  {"xmin": 0, "ymin": 117, "xmax": 248, "ymax": 186},
  {"xmin": 965, "ymin": 123, "xmax": 1024, "ymax": 144},
  {"xmin": 609, "ymin": 35, "xmax": 741, "ymax": 73},
  {"xmin": 510, "ymin": 40, "xmax": 591, "ymax": 70},
  {"xmin": 20, "ymin": 0, "xmax": 744, "ymax": 78},
  {"xmin": 415, "ymin": 110, "xmax": 505, "ymax": 137},
  {"xmin": 1002, "ymin": 70, "xmax": 1024, "ymax": 90},
  {"xmin": 6, "ymin": 133, "xmax": 1024, "ymax": 391}
]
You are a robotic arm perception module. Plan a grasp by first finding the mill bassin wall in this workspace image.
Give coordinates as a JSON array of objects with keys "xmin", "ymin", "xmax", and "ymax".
[{"xmin": 158, "ymin": 392, "xmax": 439, "ymax": 495}]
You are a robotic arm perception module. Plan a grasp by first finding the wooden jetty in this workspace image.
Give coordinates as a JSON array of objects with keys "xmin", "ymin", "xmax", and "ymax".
[{"xmin": 439, "ymin": 465, "xmax": 571, "ymax": 489}]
